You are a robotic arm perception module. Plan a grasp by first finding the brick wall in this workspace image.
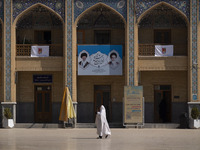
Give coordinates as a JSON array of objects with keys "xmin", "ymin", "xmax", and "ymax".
[
  {"xmin": 77, "ymin": 76, "xmax": 125, "ymax": 103},
  {"xmin": 16, "ymin": 71, "xmax": 63, "ymax": 103},
  {"xmin": 141, "ymin": 71, "xmax": 188, "ymax": 103}
]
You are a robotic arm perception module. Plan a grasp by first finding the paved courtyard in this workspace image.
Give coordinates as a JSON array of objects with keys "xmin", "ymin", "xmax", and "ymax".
[{"xmin": 0, "ymin": 128, "xmax": 199, "ymax": 150}]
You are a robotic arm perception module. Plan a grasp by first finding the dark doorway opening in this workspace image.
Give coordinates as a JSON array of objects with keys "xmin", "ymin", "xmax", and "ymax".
[
  {"xmin": 154, "ymin": 85, "xmax": 171, "ymax": 123},
  {"xmin": 94, "ymin": 85, "xmax": 111, "ymax": 122}
]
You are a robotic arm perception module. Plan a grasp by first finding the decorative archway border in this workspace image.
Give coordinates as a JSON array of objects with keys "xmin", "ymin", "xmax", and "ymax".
[
  {"xmin": 12, "ymin": 0, "xmax": 65, "ymax": 21},
  {"xmin": 75, "ymin": 2, "xmax": 126, "ymax": 25},
  {"xmin": 137, "ymin": 1, "xmax": 189, "ymax": 24},
  {"xmin": 135, "ymin": 0, "xmax": 190, "ymax": 19},
  {"xmin": 74, "ymin": 0, "xmax": 127, "ymax": 21},
  {"xmin": 13, "ymin": 3, "xmax": 64, "ymax": 26}
]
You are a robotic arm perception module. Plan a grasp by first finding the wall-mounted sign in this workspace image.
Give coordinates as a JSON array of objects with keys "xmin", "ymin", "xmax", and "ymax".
[
  {"xmin": 33, "ymin": 75, "xmax": 52, "ymax": 83},
  {"xmin": 123, "ymin": 86, "xmax": 144, "ymax": 125},
  {"xmin": 78, "ymin": 45, "xmax": 123, "ymax": 75}
]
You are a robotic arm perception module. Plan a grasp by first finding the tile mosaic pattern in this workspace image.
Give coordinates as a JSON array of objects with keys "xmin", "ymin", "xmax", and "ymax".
[
  {"xmin": 13, "ymin": 0, "xmax": 65, "ymax": 21},
  {"xmin": 0, "ymin": 0, "xmax": 3, "ymax": 21},
  {"xmin": 129, "ymin": 0, "xmax": 134, "ymax": 86},
  {"xmin": 5, "ymin": 0, "xmax": 11, "ymax": 101},
  {"xmin": 136, "ymin": 0, "xmax": 190, "ymax": 19},
  {"xmin": 74, "ymin": 0, "xmax": 127, "ymax": 21},
  {"xmin": 67, "ymin": 0, "xmax": 73, "ymax": 94},
  {"xmin": 192, "ymin": 0, "xmax": 198, "ymax": 100}
]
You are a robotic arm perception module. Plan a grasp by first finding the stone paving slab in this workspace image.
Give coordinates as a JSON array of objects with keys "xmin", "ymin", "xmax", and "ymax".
[{"xmin": 0, "ymin": 128, "xmax": 199, "ymax": 150}]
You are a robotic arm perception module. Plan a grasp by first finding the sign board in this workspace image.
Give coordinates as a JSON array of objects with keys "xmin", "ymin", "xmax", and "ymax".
[
  {"xmin": 123, "ymin": 86, "xmax": 144, "ymax": 125},
  {"xmin": 33, "ymin": 75, "xmax": 52, "ymax": 83},
  {"xmin": 78, "ymin": 45, "xmax": 122, "ymax": 75}
]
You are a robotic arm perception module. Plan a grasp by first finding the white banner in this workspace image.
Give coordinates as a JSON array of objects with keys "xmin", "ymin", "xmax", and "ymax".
[
  {"xmin": 155, "ymin": 45, "xmax": 173, "ymax": 56},
  {"xmin": 31, "ymin": 46, "xmax": 49, "ymax": 57}
]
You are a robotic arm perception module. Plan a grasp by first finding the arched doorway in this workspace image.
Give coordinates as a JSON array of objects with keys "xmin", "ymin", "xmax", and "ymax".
[
  {"xmin": 76, "ymin": 3, "xmax": 126, "ymax": 123},
  {"xmin": 138, "ymin": 3, "xmax": 188, "ymax": 56},
  {"xmin": 14, "ymin": 4, "xmax": 64, "ymax": 123},
  {"xmin": 137, "ymin": 3, "xmax": 188, "ymax": 123},
  {"xmin": 15, "ymin": 5, "xmax": 63, "ymax": 56}
]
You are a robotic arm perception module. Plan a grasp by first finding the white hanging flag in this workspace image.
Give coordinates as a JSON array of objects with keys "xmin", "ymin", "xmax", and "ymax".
[
  {"xmin": 31, "ymin": 46, "xmax": 49, "ymax": 57},
  {"xmin": 155, "ymin": 45, "xmax": 173, "ymax": 56}
]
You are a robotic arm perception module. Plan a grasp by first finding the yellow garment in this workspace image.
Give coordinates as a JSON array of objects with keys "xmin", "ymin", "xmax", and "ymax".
[
  {"xmin": 67, "ymin": 87, "xmax": 76, "ymax": 119},
  {"xmin": 59, "ymin": 87, "xmax": 76, "ymax": 121}
]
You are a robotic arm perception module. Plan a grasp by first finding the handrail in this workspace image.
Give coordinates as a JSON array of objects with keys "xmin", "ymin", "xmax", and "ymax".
[
  {"xmin": 16, "ymin": 44, "xmax": 63, "ymax": 56},
  {"xmin": 139, "ymin": 44, "xmax": 187, "ymax": 56}
]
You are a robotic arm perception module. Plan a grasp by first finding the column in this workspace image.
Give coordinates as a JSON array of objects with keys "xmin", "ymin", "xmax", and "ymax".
[
  {"xmin": 128, "ymin": 0, "xmax": 134, "ymax": 86},
  {"xmin": 1, "ymin": 0, "xmax": 16, "ymax": 125},
  {"xmin": 191, "ymin": 0, "xmax": 198, "ymax": 101}
]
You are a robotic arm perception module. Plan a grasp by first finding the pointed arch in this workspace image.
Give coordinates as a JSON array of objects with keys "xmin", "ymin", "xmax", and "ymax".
[
  {"xmin": 75, "ymin": 2, "xmax": 126, "ymax": 26},
  {"xmin": 13, "ymin": 3, "xmax": 64, "ymax": 26},
  {"xmin": 138, "ymin": 2, "xmax": 189, "ymax": 25}
]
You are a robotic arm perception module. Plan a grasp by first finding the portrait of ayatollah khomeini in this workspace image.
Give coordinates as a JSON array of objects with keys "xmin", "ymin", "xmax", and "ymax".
[{"xmin": 79, "ymin": 52, "xmax": 90, "ymax": 69}]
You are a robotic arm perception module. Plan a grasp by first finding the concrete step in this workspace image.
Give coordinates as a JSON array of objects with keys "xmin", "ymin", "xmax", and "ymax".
[
  {"xmin": 14, "ymin": 123, "xmax": 180, "ymax": 129},
  {"xmin": 15, "ymin": 123, "xmax": 63, "ymax": 128},
  {"xmin": 76, "ymin": 123, "xmax": 123, "ymax": 128},
  {"xmin": 76, "ymin": 123, "xmax": 180, "ymax": 129},
  {"xmin": 144, "ymin": 123, "xmax": 180, "ymax": 128}
]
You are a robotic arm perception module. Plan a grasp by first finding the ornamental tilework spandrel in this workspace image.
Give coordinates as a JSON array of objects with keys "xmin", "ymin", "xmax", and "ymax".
[
  {"xmin": 136, "ymin": 0, "xmax": 190, "ymax": 19},
  {"xmin": 13, "ymin": 0, "xmax": 65, "ymax": 21},
  {"xmin": 67, "ymin": 0, "xmax": 72, "ymax": 95},
  {"xmin": 5, "ymin": 0, "xmax": 11, "ymax": 101},
  {"xmin": 0, "ymin": 0, "xmax": 3, "ymax": 21},
  {"xmin": 74, "ymin": 0, "xmax": 127, "ymax": 21}
]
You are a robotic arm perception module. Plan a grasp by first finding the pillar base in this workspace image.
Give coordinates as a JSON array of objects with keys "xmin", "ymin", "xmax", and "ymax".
[
  {"xmin": 1, "ymin": 102, "xmax": 17, "ymax": 127},
  {"xmin": 188, "ymin": 102, "xmax": 200, "ymax": 118}
]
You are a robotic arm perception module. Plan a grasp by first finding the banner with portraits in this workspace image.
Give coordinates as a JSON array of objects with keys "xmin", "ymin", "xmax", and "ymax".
[{"xmin": 78, "ymin": 45, "xmax": 123, "ymax": 75}]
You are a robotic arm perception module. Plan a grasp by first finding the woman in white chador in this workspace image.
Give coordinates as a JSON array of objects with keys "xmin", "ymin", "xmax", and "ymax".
[{"xmin": 95, "ymin": 105, "xmax": 111, "ymax": 139}]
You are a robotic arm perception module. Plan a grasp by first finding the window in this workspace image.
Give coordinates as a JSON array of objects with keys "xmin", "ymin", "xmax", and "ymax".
[
  {"xmin": 34, "ymin": 30, "xmax": 51, "ymax": 44},
  {"xmin": 154, "ymin": 29, "xmax": 171, "ymax": 44},
  {"xmin": 94, "ymin": 30, "xmax": 110, "ymax": 44}
]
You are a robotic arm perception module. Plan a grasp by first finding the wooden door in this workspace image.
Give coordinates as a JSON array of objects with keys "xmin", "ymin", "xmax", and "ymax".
[
  {"xmin": 35, "ymin": 85, "xmax": 52, "ymax": 123},
  {"xmin": 94, "ymin": 85, "xmax": 111, "ymax": 122}
]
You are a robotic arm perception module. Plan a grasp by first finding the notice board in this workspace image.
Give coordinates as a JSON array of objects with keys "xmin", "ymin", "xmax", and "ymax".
[{"xmin": 123, "ymin": 86, "xmax": 144, "ymax": 125}]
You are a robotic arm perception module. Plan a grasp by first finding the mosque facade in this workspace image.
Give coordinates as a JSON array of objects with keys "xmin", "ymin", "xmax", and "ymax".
[{"xmin": 0, "ymin": 0, "xmax": 199, "ymax": 127}]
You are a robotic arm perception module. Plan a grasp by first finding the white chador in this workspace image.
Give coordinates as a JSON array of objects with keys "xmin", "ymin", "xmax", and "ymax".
[{"xmin": 95, "ymin": 105, "xmax": 111, "ymax": 138}]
